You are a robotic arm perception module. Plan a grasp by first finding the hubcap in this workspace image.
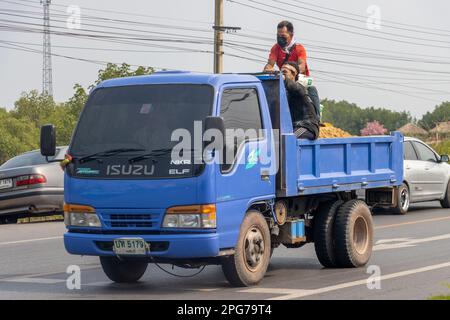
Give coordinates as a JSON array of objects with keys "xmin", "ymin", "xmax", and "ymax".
[
  {"xmin": 244, "ymin": 226, "xmax": 265, "ymax": 272},
  {"xmin": 353, "ymin": 216, "xmax": 369, "ymax": 255},
  {"xmin": 400, "ymin": 188, "xmax": 409, "ymax": 211}
]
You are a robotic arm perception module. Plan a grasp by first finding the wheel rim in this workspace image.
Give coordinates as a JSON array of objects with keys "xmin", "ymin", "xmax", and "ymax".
[
  {"xmin": 243, "ymin": 226, "xmax": 265, "ymax": 272},
  {"xmin": 400, "ymin": 187, "xmax": 409, "ymax": 211},
  {"xmin": 353, "ymin": 216, "xmax": 369, "ymax": 255}
]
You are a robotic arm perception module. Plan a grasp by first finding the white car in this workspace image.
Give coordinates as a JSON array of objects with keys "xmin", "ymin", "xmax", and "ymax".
[{"xmin": 395, "ymin": 137, "xmax": 450, "ymax": 214}]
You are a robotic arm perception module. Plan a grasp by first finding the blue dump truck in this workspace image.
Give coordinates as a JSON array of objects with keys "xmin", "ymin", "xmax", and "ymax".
[{"xmin": 40, "ymin": 71, "xmax": 403, "ymax": 286}]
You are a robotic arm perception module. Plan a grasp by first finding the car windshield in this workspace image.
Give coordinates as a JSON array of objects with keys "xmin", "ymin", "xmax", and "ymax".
[
  {"xmin": 0, "ymin": 148, "xmax": 66, "ymax": 169},
  {"xmin": 70, "ymin": 84, "xmax": 214, "ymax": 156}
]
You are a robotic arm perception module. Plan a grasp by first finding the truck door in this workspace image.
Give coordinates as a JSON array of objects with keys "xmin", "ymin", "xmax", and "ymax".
[
  {"xmin": 215, "ymin": 86, "xmax": 275, "ymax": 249},
  {"xmin": 403, "ymin": 141, "xmax": 422, "ymax": 202},
  {"xmin": 412, "ymin": 141, "xmax": 446, "ymax": 200}
]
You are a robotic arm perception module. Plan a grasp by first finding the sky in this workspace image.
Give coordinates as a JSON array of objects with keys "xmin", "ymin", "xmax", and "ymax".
[{"xmin": 1, "ymin": 0, "xmax": 450, "ymax": 119}]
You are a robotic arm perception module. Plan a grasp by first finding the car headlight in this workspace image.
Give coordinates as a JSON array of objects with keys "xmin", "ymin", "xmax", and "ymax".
[
  {"xmin": 64, "ymin": 204, "xmax": 101, "ymax": 227},
  {"xmin": 163, "ymin": 204, "xmax": 216, "ymax": 229}
]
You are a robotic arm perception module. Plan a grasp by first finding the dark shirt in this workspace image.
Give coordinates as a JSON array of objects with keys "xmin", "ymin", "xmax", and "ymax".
[{"xmin": 284, "ymin": 78, "xmax": 320, "ymax": 139}]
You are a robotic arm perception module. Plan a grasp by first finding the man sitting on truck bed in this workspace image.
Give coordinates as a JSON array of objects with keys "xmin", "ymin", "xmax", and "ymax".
[
  {"xmin": 263, "ymin": 20, "xmax": 321, "ymax": 118},
  {"xmin": 282, "ymin": 62, "xmax": 320, "ymax": 140}
]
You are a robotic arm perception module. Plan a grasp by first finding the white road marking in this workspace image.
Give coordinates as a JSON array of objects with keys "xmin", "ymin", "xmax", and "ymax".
[
  {"xmin": 375, "ymin": 216, "xmax": 450, "ymax": 230},
  {"xmin": 84, "ymin": 281, "xmax": 112, "ymax": 287},
  {"xmin": 240, "ymin": 261, "xmax": 450, "ymax": 300},
  {"xmin": 374, "ymin": 233, "xmax": 450, "ymax": 251},
  {"xmin": 0, "ymin": 236, "xmax": 63, "ymax": 246},
  {"xmin": 0, "ymin": 265, "xmax": 101, "ymax": 282},
  {"xmin": 2, "ymin": 277, "xmax": 65, "ymax": 284},
  {"xmin": 195, "ymin": 288, "xmax": 221, "ymax": 292}
]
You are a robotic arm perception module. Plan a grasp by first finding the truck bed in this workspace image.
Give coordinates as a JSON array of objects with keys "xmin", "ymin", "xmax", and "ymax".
[{"xmin": 278, "ymin": 131, "xmax": 404, "ymax": 196}]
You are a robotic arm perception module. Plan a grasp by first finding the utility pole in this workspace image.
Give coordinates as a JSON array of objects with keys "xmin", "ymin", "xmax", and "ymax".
[
  {"xmin": 213, "ymin": 0, "xmax": 241, "ymax": 73},
  {"xmin": 213, "ymin": 0, "xmax": 223, "ymax": 74},
  {"xmin": 41, "ymin": 0, "xmax": 53, "ymax": 97}
]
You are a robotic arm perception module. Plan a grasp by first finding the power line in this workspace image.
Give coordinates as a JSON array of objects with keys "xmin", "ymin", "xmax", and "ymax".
[
  {"xmin": 287, "ymin": 0, "xmax": 450, "ymax": 35},
  {"xmin": 0, "ymin": 0, "xmax": 214, "ymax": 26},
  {"xmin": 227, "ymin": 0, "xmax": 450, "ymax": 50},
  {"xmin": 277, "ymin": 0, "xmax": 450, "ymax": 38}
]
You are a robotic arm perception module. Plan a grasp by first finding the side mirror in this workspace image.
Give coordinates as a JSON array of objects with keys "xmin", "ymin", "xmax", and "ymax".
[
  {"xmin": 40, "ymin": 124, "xmax": 56, "ymax": 157},
  {"xmin": 204, "ymin": 116, "xmax": 225, "ymax": 155},
  {"xmin": 440, "ymin": 154, "xmax": 449, "ymax": 163}
]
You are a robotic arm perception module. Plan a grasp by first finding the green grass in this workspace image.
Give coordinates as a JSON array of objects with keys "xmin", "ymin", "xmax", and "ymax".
[
  {"xmin": 429, "ymin": 284, "xmax": 450, "ymax": 300},
  {"xmin": 429, "ymin": 295, "xmax": 450, "ymax": 300}
]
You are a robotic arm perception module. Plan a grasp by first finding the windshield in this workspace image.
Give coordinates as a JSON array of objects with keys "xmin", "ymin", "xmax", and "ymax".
[
  {"xmin": 0, "ymin": 147, "xmax": 66, "ymax": 170},
  {"xmin": 68, "ymin": 84, "xmax": 214, "ymax": 179},
  {"xmin": 71, "ymin": 84, "xmax": 213, "ymax": 156}
]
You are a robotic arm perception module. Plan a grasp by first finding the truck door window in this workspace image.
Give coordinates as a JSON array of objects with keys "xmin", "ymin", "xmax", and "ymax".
[
  {"xmin": 404, "ymin": 142, "xmax": 418, "ymax": 160},
  {"xmin": 220, "ymin": 88, "xmax": 263, "ymax": 172}
]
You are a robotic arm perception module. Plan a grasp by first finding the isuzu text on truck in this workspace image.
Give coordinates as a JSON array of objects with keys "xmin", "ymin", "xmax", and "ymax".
[{"xmin": 40, "ymin": 71, "xmax": 403, "ymax": 286}]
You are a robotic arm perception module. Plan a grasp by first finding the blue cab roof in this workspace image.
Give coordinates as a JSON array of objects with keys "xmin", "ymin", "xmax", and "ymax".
[{"xmin": 96, "ymin": 71, "xmax": 263, "ymax": 89}]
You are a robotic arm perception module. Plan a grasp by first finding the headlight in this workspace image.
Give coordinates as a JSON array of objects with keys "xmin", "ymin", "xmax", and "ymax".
[
  {"xmin": 64, "ymin": 204, "xmax": 101, "ymax": 227},
  {"xmin": 163, "ymin": 204, "xmax": 216, "ymax": 229}
]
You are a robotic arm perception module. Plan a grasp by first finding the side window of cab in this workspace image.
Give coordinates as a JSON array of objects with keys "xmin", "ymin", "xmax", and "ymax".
[{"xmin": 219, "ymin": 88, "xmax": 264, "ymax": 172}]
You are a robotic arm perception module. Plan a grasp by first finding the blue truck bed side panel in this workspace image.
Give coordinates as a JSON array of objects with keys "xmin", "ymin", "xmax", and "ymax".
[{"xmin": 283, "ymin": 131, "xmax": 404, "ymax": 196}]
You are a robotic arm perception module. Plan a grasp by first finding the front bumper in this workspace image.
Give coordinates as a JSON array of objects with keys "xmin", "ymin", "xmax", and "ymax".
[
  {"xmin": 0, "ymin": 187, "xmax": 64, "ymax": 215},
  {"xmin": 64, "ymin": 231, "xmax": 220, "ymax": 259}
]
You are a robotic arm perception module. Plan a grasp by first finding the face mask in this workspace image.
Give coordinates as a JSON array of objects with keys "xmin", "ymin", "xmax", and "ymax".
[{"xmin": 277, "ymin": 36, "xmax": 288, "ymax": 48}]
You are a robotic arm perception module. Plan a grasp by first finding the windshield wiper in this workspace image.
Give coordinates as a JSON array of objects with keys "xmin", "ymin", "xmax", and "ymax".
[
  {"xmin": 78, "ymin": 148, "xmax": 145, "ymax": 163},
  {"xmin": 128, "ymin": 148, "xmax": 174, "ymax": 163}
]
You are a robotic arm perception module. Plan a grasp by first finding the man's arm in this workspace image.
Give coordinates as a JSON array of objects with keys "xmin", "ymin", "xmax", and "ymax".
[
  {"xmin": 297, "ymin": 58, "xmax": 306, "ymax": 75},
  {"xmin": 284, "ymin": 78, "xmax": 307, "ymax": 98},
  {"xmin": 296, "ymin": 45, "xmax": 308, "ymax": 75},
  {"xmin": 263, "ymin": 59, "xmax": 275, "ymax": 72},
  {"xmin": 264, "ymin": 45, "xmax": 278, "ymax": 72}
]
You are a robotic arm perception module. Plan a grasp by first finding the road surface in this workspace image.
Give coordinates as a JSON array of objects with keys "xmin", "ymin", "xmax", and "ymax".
[{"xmin": 0, "ymin": 202, "xmax": 449, "ymax": 300}]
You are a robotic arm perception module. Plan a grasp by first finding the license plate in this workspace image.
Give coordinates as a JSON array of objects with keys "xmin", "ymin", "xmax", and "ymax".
[
  {"xmin": 0, "ymin": 179, "xmax": 13, "ymax": 190},
  {"xmin": 113, "ymin": 238, "xmax": 148, "ymax": 256}
]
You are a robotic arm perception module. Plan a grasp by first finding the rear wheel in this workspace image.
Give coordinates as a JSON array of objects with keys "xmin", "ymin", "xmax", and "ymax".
[
  {"xmin": 334, "ymin": 200, "xmax": 373, "ymax": 268},
  {"xmin": 440, "ymin": 180, "xmax": 450, "ymax": 208},
  {"xmin": 313, "ymin": 200, "xmax": 344, "ymax": 268},
  {"xmin": 100, "ymin": 256, "xmax": 148, "ymax": 283},
  {"xmin": 221, "ymin": 210, "xmax": 271, "ymax": 287},
  {"xmin": 394, "ymin": 183, "xmax": 410, "ymax": 215}
]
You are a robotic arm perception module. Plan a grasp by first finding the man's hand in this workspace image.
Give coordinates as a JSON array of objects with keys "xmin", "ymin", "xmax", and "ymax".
[{"xmin": 263, "ymin": 59, "xmax": 275, "ymax": 72}]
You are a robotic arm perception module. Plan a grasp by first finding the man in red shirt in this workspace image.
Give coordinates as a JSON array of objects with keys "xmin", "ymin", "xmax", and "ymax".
[
  {"xmin": 263, "ymin": 21, "xmax": 309, "ymax": 75},
  {"xmin": 264, "ymin": 21, "xmax": 320, "ymax": 118}
]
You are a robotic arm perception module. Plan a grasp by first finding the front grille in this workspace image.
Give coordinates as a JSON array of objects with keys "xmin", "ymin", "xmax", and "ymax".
[{"xmin": 102, "ymin": 212, "xmax": 160, "ymax": 229}]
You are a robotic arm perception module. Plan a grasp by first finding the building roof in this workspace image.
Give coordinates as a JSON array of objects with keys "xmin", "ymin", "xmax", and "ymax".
[
  {"xmin": 430, "ymin": 121, "xmax": 450, "ymax": 133},
  {"xmin": 397, "ymin": 123, "xmax": 428, "ymax": 135}
]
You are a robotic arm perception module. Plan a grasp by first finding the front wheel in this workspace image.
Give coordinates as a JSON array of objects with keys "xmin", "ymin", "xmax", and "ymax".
[
  {"xmin": 100, "ymin": 256, "xmax": 148, "ymax": 283},
  {"xmin": 334, "ymin": 200, "xmax": 373, "ymax": 268},
  {"xmin": 221, "ymin": 210, "xmax": 271, "ymax": 287}
]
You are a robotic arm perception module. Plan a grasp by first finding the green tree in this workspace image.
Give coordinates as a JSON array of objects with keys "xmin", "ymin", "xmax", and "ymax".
[
  {"xmin": 322, "ymin": 99, "xmax": 412, "ymax": 135},
  {"xmin": 93, "ymin": 62, "xmax": 154, "ymax": 87},
  {"xmin": 0, "ymin": 108, "xmax": 38, "ymax": 164},
  {"xmin": 419, "ymin": 102, "xmax": 450, "ymax": 130},
  {"xmin": 10, "ymin": 90, "xmax": 57, "ymax": 129}
]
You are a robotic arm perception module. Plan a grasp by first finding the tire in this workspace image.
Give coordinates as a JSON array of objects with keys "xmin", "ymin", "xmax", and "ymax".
[
  {"xmin": 313, "ymin": 200, "xmax": 344, "ymax": 268},
  {"xmin": 100, "ymin": 256, "xmax": 148, "ymax": 283},
  {"xmin": 440, "ymin": 180, "xmax": 450, "ymax": 208},
  {"xmin": 393, "ymin": 183, "xmax": 410, "ymax": 215},
  {"xmin": 334, "ymin": 200, "xmax": 373, "ymax": 268},
  {"xmin": 221, "ymin": 210, "xmax": 271, "ymax": 287}
]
